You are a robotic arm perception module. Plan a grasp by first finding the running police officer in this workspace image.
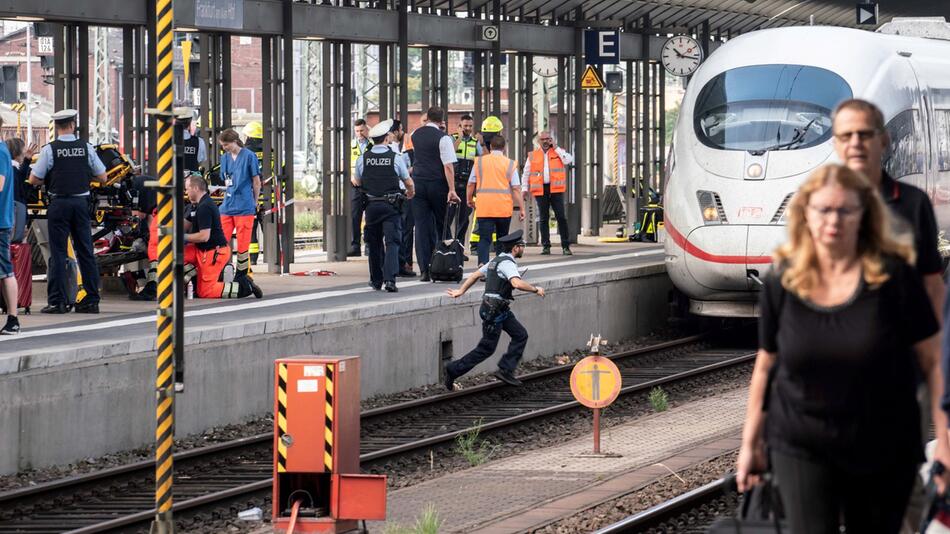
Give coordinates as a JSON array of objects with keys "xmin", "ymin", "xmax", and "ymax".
[
  {"xmin": 444, "ymin": 230, "xmax": 543, "ymax": 389},
  {"xmin": 354, "ymin": 119, "xmax": 415, "ymax": 292},
  {"xmin": 29, "ymin": 109, "xmax": 108, "ymax": 314},
  {"xmin": 451, "ymin": 114, "xmax": 482, "ymax": 243},
  {"xmin": 177, "ymin": 108, "xmax": 207, "ymax": 174}
]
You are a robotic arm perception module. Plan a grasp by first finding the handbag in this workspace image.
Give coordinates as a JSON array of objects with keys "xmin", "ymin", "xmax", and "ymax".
[{"xmin": 707, "ymin": 475, "xmax": 786, "ymax": 533}]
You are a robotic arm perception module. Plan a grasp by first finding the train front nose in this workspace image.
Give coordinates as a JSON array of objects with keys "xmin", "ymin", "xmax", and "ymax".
[{"xmin": 678, "ymin": 224, "xmax": 785, "ymax": 292}]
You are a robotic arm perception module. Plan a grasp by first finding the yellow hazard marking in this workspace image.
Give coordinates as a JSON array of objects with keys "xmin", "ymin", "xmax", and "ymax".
[
  {"xmin": 570, "ymin": 356, "xmax": 622, "ymax": 409},
  {"xmin": 277, "ymin": 363, "xmax": 288, "ymax": 473},
  {"xmin": 581, "ymin": 65, "xmax": 605, "ymax": 90},
  {"xmin": 324, "ymin": 364, "xmax": 334, "ymax": 472}
]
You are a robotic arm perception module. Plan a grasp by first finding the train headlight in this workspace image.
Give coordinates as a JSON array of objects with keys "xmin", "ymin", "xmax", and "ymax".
[
  {"xmin": 747, "ymin": 163, "xmax": 763, "ymax": 178},
  {"xmin": 697, "ymin": 190, "xmax": 727, "ymax": 225}
]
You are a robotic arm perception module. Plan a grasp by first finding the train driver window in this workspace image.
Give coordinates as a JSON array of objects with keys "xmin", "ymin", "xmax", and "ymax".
[
  {"xmin": 693, "ymin": 64, "xmax": 852, "ymax": 154},
  {"xmin": 884, "ymin": 110, "xmax": 924, "ymax": 178}
]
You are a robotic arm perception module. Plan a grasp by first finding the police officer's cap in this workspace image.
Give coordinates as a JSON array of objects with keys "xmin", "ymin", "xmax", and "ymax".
[
  {"xmin": 369, "ymin": 119, "xmax": 394, "ymax": 139},
  {"xmin": 498, "ymin": 229, "xmax": 525, "ymax": 246},
  {"xmin": 52, "ymin": 109, "xmax": 78, "ymax": 123},
  {"xmin": 174, "ymin": 107, "xmax": 195, "ymax": 121}
]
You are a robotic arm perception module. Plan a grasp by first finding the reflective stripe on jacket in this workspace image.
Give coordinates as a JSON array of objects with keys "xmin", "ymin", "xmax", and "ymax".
[{"xmin": 527, "ymin": 148, "xmax": 566, "ymax": 196}]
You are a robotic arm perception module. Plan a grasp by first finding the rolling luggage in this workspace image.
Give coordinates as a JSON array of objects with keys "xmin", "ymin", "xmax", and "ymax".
[
  {"xmin": 1, "ymin": 242, "xmax": 32, "ymax": 314},
  {"xmin": 706, "ymin": 475, "xmax": 785, "ymax": 533},
  {"xmin": 429, "ymin": 202, "xmax": 465, "ymax": 283}
]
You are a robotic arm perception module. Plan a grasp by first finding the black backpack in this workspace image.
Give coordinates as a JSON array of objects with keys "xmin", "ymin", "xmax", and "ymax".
[{"xmin": 429, "ymin": 202, "xmax": 465, "ymax": 282}]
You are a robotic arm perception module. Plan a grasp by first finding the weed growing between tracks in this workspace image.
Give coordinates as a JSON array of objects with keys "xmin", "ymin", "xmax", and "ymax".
[
  {"xmin": 649, "ymin": 386, "xmax": 669, "ymax": 412},
  {"xmin": 455, "ymin": 418, "xmax": 498, "ymax": 466}
]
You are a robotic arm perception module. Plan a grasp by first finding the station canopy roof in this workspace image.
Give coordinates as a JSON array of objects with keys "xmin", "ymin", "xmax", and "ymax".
[{"xmin": 422, "ymin": 0, "xmax": 948, "ymax": 34}]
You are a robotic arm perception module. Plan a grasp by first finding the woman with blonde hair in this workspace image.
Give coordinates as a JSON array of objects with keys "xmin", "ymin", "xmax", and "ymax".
[{"xmin": 736, "ymin": 164, "xmax": 950, "ymax": 533}]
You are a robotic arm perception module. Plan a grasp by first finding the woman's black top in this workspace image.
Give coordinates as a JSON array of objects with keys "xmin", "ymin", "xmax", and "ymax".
[{"xmin": 759, "ymin": 256, "xmax": 937, "ymax": 473}]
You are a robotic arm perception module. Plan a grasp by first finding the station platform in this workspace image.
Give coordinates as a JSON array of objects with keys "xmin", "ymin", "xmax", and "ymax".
[
  {"xmin": 0, "ymin": 238, "xmax": 670, "ymax": 474},
  {"xmin": 376, "ymin": 387, "xmax": 746, "ymax": 533}
]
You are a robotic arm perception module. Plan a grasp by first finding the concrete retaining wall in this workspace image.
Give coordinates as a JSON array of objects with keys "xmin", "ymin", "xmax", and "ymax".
[{"xmin": 0, "ymin": 262, "xmax": 670, "ymax": 474}]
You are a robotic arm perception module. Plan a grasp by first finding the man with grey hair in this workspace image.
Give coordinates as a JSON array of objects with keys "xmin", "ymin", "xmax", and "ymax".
[{"xmin": 522, "ymin": 131, "xmax": 573, "ymax": 255}]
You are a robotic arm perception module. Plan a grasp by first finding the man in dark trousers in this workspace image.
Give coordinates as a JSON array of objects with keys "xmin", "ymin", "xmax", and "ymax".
[
  {"xmin": 409, "ymin": 107, "xmax": 458, "ymax": 281},
  {"xmin": 349, "ymin": 118, "xmax": 372, "ymax": 257},
  {"xmin": 29, "ymin": 109, "xmax": 108, "ymax": 314},
  {"xmin": 354, "ymin": 119, "xmax": 415, "ymax": 292},
  {"xmin": 443, "ymin": 230, "xmax": 544, "ymax": 389}
]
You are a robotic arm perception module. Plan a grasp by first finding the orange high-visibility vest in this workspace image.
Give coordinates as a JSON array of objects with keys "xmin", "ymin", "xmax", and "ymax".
[
  {"xmin": 527, "ymin": 148, "xmax": 567, "ymax": 197},
  {"xmin": 474, "ymin": 153, "xmax": 517, "ymax": 218}
]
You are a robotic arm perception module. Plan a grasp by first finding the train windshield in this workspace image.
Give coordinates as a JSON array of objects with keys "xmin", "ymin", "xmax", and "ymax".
[{"xmin": 694, "ymin": 65, "xmax": 852, "ymax": 152}]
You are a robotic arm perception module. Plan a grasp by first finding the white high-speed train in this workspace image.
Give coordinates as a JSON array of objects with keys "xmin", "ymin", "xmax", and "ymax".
[{"xmin": 663, "ymin": 22, "xmax": 950, "ymax": 317}]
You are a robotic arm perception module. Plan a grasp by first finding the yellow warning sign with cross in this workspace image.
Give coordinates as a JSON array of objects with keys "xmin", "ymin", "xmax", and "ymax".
[
  {"xmin": 580, "ymin": 65, "xmax": 605, "ymax": 90},
  {"xmin": 570, "ymin": 356, "xmax": 622, "ymax": 408}
]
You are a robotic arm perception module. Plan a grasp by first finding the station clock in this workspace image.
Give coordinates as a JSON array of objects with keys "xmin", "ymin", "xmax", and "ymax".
[
  {"xmin": 661, "ymin": 35, "xmax": 703, "ymax": 77},
  {"xmin": 533, "ymin": 56, "xmax": 559, "ymax": 77}
]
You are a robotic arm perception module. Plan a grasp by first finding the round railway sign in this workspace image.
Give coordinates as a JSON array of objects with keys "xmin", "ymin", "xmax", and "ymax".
[{"xmin": 570, "ymin": 356, "xmax": 622, "ymax": 409}]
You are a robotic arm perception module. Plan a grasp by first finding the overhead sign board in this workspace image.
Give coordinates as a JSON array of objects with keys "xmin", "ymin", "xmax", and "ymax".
[
  {"xmin": 584, "ymin": 30, "xmax": 620, "ymax": 65},
  {"xmin": 195, "ymin": 0, "xmax": 245, "ymax": 31},
  {"xmin": 580, "ymin": 65, "xmax": 605, "ymax": 90},
  {"xmin": 856, "ymin": 3, "xmax": 878, "ymax": 25}
]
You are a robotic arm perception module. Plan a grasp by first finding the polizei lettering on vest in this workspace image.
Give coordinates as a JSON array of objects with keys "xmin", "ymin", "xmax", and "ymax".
[
  {"xmin": 56, "ymin": 147, "xmax": 86, "ymax": 158},
  {"xmin": 183, "ymin": 146, "xmax": 197, "ymax": 154}
]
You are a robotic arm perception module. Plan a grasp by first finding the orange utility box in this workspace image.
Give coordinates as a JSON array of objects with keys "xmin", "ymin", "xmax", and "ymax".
[{"xmin": 273, "ymin": 356, "xmax": 387, "ymax": 533}]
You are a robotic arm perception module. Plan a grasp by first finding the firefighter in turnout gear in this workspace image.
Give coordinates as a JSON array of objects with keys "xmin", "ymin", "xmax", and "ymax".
[
  {"xmin": 451, "ymin": 114, "xmax": 482, "ymax": 244},
  {"xmin": 29, "ymin": 109, "xmax": 109, "ymax": 314},
  {"xmin": 183, "ymin": 174, "xmax": 262, "ymax": 299},
  {"xmin": 443, "ymin": 230, "xmax": 544, "ymax": 390},
  {"xmin": 354, "ymin": 119, "xmax": 415, "ymax": 292}
]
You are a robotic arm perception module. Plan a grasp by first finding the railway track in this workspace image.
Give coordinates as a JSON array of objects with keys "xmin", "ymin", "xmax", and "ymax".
[
  {"xmin": 0, "ymin": 333, "xmax": 755, "ymax": 533},
  {"xmin": 593, "ymin": 476, "xmax": 738, "ymax": 534}
]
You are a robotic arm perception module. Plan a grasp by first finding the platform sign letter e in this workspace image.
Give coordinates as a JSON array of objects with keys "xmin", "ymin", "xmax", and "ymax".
[{"xmin": 585, "ymin": 30, "xmax": 620, "ymax": 65}]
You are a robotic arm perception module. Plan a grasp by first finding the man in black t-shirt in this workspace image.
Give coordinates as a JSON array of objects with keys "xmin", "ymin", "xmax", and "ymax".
[
  {"xmin": 183, "ymin": 175, "xmax": 262, "ymax": 299},
  {"xmin": 832, "ymin": 99, "xmax": 944, "ymax": 316}
]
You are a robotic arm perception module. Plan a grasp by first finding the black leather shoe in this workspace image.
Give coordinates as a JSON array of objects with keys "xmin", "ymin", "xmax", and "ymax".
[
  {"xmin": 74, "ymin": 303, "xmax": 100, "ymax": 314},
  {"xmin": 443, "ymin": 365, "xmax": 456, "ymax": 391},
  {"xmin": 249, "ymin": 279, "xmax": 264, "ymax": 299},
  {"xmin": 384, "ymin": 281, "xmax": 398, "ymax": 293},
  {"xmin": 463, "ymin": 255, "xmax": 470, "ymax": 262},
  {"xmin": 41, "ymin": 303, "xmax": 69, "ymax": 314},
  {"xmin": 540, "ymin": 246, "xmax": 551, "ymax": 255},
  {"xmin": 493, "ymin": 370, "xmax": 523, "ymax": 387},
  {"xmin": 347, "ymin": 246, "xmax": 361, "ymax": 257},
  {"xmin": 420, "ymin": 271, "xmax": 431, "ymax": 282},
  {"xmin": 562, "ymin": 247, "xmax": 573, "ymax": 256},
  {"xmin": 368, "ymin": 281, "xmax": 382, "ymax": 291},
  {"xmin": 397, "ymin": 265, "xmax": 416, "ymax": 277}
]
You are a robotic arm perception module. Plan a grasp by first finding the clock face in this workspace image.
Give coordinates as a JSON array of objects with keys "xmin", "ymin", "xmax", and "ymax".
[
  {"xmin": 533, "ymin": 56, "xmax": 559, "ymax": 78},
  {"xmin": 661, "ymin": 36, "xmax": 703, "ymax": 77}
]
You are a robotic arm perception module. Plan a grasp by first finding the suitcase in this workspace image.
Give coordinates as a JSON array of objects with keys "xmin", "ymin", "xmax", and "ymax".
[
  {"xmin": 429, "ymin": 202, "xmax": 465, "ymax": 283},
  {"xmin": 1, "ymin": 242, "xmax": 32, "ymax": 314}
]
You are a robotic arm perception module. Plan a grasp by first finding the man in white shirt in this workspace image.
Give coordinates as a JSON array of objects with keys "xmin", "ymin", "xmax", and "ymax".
[{"xmin": 522, "ymin": 131, "xmax": 574, "ymax": 255}]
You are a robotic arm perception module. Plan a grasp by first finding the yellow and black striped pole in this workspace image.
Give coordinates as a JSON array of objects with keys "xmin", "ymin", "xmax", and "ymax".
[
  {"xmin": 152, "ymin": 0, "xmax": 176, "ymax": 531},
  {"xmin": 324, "ymin": 363, "xmax": 334, "ymax": 472},
  {"xmin": 276, "ymin": 363, "xmax": 288, "ymax": 473}
]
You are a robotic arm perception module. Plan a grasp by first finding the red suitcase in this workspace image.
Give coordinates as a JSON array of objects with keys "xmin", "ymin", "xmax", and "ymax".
[{"xmin": 2, "ymin": 242, "xmax": 32, "ymax": 314}]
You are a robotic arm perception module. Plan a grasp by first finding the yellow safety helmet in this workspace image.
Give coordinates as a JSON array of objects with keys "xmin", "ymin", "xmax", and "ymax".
[
  {"xmin": 480, "ymin": 116, "xmax": 503, "ymax": 133},
  {"xmin": 242, "ymin": 120, "xmax": 263, "ymax": 139}
]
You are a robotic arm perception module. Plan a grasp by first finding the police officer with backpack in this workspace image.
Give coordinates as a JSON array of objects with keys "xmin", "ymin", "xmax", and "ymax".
[
  {"xmin": 29, "ymin": 109, "xmax": 108, "ymax": 314},
  {"xmin": 354, "ymin": 119, "xmax": 415, "ymax": 292},
  {"xmin": 443, "ymin": 229, "xmax": 544, "ymax": 389}
]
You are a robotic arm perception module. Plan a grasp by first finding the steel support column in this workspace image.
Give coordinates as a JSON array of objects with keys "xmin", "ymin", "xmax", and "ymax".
[
  {"xmin": 473, "ymin": 49, "xmax": 482, "ymax": 127},
  {"xmin": 379, "ymin": 44, "xmax": 390, "ymax": 118},
  {"xmin": 282, "ymin": 0, "xmax": 295, "ymax": 270},
  {"xmin": 262, "ymin": 37, "xmax": 276, "ymax": 270},
  {"xmin": 568, "ymin": 10, "xmax": 583, "ymax": 244},
  {"xmin": 398, "ymin": 0, "xmax": 409, "ymax": 135},
  {"xmin": 624, "ymin": 58, "xmax": 634, "ymax": 236}
]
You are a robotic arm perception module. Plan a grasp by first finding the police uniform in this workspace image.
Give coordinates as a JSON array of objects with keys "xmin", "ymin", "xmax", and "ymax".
[
  {"xmin": 349, "ymin": 135, "xmax": 373, "ymax": 256},
  {"xmin": 31, "ymin": 109, "xmax": 108, "ymax": 313},
  {"xmin": 445, "ymin": 230, "xmax": 531, "ymax": 389},
  {"xmin": 451, "ymin": 133, "xmax": 481, "ymax": 243},
  {"xmin": 355, "ymin": 120, "xmax": 411, "ymax": 292},
  {"xmin": 177, "ymin": 109, "xmax": 207, "ymax": 175}
]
